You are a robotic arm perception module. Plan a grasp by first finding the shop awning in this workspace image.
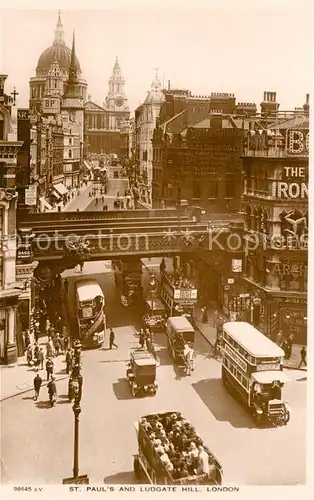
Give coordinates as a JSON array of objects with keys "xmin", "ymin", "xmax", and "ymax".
[
  {"xmin": 39, "ymin": 197, "xmax": 53, "ymax": 211},
  {"xmin": 53, "ymin": 183, "xmax": 68, "ymax": 196}
]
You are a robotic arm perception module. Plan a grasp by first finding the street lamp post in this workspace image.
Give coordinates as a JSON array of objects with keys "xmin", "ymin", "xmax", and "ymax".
[{"xmin": 63, "ymin": 340, "xmax": 89, "ymax": 485}]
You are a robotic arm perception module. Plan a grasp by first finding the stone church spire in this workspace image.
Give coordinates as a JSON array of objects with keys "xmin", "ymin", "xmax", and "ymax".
[
  {"xmin": 67, "ymin": 30, "xmax": 79, "ymax": 86},
  {"xmin": 63, "ymin": 30, "xmax": 84, "ymax": 107},
  {"xmin": 53, "ymin": 10, "xmax": 65, "ymax": 45}
]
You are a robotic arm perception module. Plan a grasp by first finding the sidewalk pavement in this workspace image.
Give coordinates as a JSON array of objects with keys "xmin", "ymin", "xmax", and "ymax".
[
  {"xmin": 60, "ymin": 182, "xmax": 93, "ymax": 212},
  {"xmin": 0, "ymin": 336, "xmax": 69, "ymax": 402},
  {"xmin": 194, "ymin": 304, "xmax": 307, "ymax": 372}
]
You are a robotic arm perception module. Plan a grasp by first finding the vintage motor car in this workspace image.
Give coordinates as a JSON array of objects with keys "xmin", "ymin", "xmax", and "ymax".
[
  {"xmin": 133, "ymin": 411, "xmax": 223, "ymax": 485},
  {"xmin": 126, "ymin": 350, "xmax": 158, "ymax": 397},
  {"xmin": 143, "ymin": 298, "xmax": 167, "ymax": 334}
]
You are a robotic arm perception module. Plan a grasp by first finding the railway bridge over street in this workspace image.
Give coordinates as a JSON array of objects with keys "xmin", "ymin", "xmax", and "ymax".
[{"xmin": 17, "ymin": 208, "xmax": 244, "ymax": 279}]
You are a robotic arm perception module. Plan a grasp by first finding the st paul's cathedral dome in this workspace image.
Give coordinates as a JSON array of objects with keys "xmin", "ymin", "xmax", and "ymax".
[{"xmin": 29, "ymin": 11, "xmax": 87, "ymax": 108}]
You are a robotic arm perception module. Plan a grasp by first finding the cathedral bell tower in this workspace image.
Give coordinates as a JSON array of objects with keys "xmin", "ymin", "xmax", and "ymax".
[{"xmin": 104, "ymin": 57, "xmax": 129, "ymax": 131}]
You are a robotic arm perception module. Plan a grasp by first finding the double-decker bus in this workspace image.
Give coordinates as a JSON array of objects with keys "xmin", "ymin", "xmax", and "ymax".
[
  {"xmin": 221, "ymin": 322, "xmax": 290, "ymax": 426},
  {"xmin": 160, "ymin": 270, "xmax": 198, "ymax": 317},
  {"xmin": 75, "ymin": 279, "xmax": 105, "ymax": 348}
]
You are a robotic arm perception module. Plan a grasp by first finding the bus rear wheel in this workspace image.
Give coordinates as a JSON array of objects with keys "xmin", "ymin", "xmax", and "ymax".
[{"xmin": 254, "ymin": 410, "xmax": 262, "ymax": 426}]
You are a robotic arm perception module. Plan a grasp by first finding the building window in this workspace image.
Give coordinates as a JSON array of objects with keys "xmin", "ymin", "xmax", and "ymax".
[
  {"xmin": 193, "ymin": 181, "xmax": 201, "ymax": 198},
  {"xmin": 69, "ymin": 138, "xmax": 72, "ymax": 145},
  {"xmin": 208, "ymin": 181, "xmax": 218, "ymax": 199},
  {"xmin": 225, "ymin": 173, "xmax": 235, "ymax": 198},
  {"xmin": 68, "ymin": 150, "xmax": 72, "ymax": 159},
  {"xmin": 246, "ymin": 204, "xmax": 252, "ymax": 230},
  {"xmin": 0, "ymin": 167, "xmax": 6, "ymax": 187}
]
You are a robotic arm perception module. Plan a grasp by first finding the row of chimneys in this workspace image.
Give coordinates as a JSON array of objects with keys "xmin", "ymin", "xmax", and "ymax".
[{"xmin": 164, "ymin": 82, "xmax": 309, "ymax": 111}]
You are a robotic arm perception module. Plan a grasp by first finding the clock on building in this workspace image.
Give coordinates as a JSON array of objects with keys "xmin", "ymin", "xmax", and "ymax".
[{"xmin": 115, "ymin": 96, "xmax": 124, "ymax": 107}]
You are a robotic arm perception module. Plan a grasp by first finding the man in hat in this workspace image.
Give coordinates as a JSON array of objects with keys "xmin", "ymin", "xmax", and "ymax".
[
  {"xmin": 298, "ymin": 346, "xmax": 307, "ymax": 368},
  {"xmin": 47, "ymin": 376, "xmax": 57, "ymax": 404},
  {"xmin": 33, "ymin": 371, "xmax": 42, "ymax": 401},
  {"xmin": 37, "ymin": 348, "xmax": 44, "ymax": 370},
  {"xmin": 109, "ymin": 328, "xmax": 118, "ymax": 349},
  {"xmin": 46, "ymin": 357, "xmax": 54, "ymax": 381}
]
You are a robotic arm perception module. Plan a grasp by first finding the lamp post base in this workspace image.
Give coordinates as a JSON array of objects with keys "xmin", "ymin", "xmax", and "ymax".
[{"xmin": 62, "ymin": 475, "xmax": 89, "ymax": 485}]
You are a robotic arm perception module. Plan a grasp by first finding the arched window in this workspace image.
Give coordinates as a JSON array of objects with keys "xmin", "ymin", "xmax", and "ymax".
[
  {"xmin": 246, "ymin": 204, "xmax": 252, "ymax": 230},
  {"xmin": 263, "ymin": 209, "xmax": 270, "ymax": 235},
  {"xmin": 252, "ymin": 208, "xmax": 259, "ymax": 231}
]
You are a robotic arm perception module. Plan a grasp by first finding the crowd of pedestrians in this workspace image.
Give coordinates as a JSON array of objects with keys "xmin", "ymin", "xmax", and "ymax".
[{"xmin": 31, "ymin": 329, "xmax": 80, "ymax": 406}]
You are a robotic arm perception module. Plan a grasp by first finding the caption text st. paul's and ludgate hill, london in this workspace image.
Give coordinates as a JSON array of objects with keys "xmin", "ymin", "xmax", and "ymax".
[{"xmin": 0, "ymin": 7, "xmax": 308, "ymax": 490}]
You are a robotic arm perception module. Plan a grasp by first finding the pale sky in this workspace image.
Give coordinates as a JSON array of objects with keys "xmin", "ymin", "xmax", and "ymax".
[{"xmin": 0, "ymin": 0, "xmax": 312, "ymax": 113}]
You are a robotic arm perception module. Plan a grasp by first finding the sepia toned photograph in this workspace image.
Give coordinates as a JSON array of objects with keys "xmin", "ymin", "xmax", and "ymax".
[{"xmin": 0, "ymin": 0, "xmax": 310, "ymax": 492}]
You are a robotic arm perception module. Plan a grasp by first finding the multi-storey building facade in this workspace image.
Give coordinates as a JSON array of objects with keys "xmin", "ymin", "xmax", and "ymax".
[
  {"xmin": 152, "ymin": 110, "xmax": 251, "ymax": 211},
  {"xmin": 0, "ymin": 75, "xmax": 26, "ymax": 364},
  {"xmin": 85, "ymin": 58, "xmax": 130, "ymax": 154},
  {"xmin": 119, "ymin": 118, "xmax": 133, "ymax": 161},
  {"xmin": 241, "ymin": 98, "xmax": 309, "ymax": 345},
  {"xmin": 51, "ymin": 119, "xmax": 64, "ymax": 183},
  {"xmin": 62, "ymin": 113, "xmax": 81, "ymax": 188},
  {"xmin": 134, "ymin": 72, "xmax": 165, "ymax": 206},
  {"xmin": 151, "ymin": 89, "xmax": 258, "ymax": 208}
]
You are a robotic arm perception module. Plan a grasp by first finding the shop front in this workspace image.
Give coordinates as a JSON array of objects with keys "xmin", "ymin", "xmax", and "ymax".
[
  {"xmin": 194, "ymin": 252, "xmax": 227, "ymax": 308},
  {"xmin": 264, "ymin": 295, "xmax": 307, "ymax": 345},
  {"xmin": 0, "ymin": 293, "xmax": 20, "ymax": 365}
]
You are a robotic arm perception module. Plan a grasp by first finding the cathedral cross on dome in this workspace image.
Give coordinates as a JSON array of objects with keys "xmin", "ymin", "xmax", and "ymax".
[
  {"xmin": 11, "ymin": 87, "xmax": 19, "ymax": 105},
  {"xmin": 54, "ymin": 10, "xmax": 65, "ymax": 45}
]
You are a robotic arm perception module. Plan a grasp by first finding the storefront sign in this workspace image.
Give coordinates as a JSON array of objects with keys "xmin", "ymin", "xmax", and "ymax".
[
  {"xmin": 272, "ymin": 166, "xmax": 308, "ymax": 199},
  {"xmin": 280, "ymin": 308, "xmax": 306, "ymax": 335},
  {"xmin": 174, "ymin": 288, "xmax": 197, "ymax": 301},
  {"xmin": 224, "ymin": 344, "xmax": 247, "ymax": 372},
  {"xmin": 17, "ymin": 109, "xmax": 29, "ymax": 120},
  {"xmin": 25, "ymin": 185, "xmax": 37, "ymax": 206},
  {"xmin": 282, "ymin": 297, "xmax": 306, "ymax": 305},
  {"xmin": 187, "ymin": 128, "xmax": 241, "ymax": 146},
  {"xmin": 231, "ymin": 259, "xmax": 242, "ymax": 273},
  {"xmin": 286, "ymin": 129, "xmax": 309, "ymax": 155},
  {"xmin": 16, "ymin": 247, "xmax": 32, "ymax": 261},
  {"xmin": 272, "ymin": 263, "xmax": 307, "ymax": 277}
]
